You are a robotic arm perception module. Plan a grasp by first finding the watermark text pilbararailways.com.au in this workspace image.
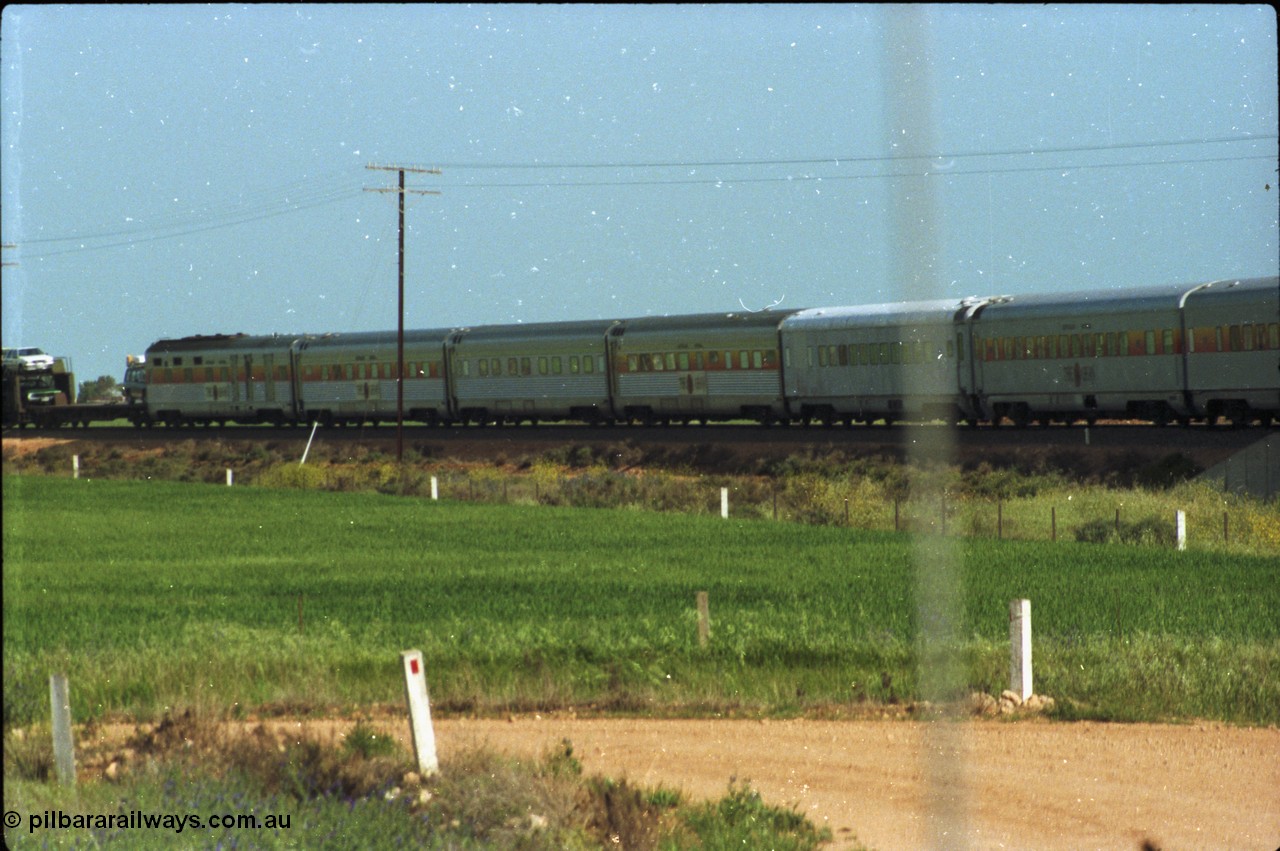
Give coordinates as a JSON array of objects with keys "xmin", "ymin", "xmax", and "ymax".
[{"xmin": 6, "ymin": 808, "xmax": 292, "ymax": 835}]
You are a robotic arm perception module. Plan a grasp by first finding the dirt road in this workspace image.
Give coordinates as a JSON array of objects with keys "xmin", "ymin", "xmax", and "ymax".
[
  {"xmin": 425, "ymin": 716, "xmax": 1278, "ymax": 851},
  {"xmin": 78, "ymin": 712, "xmax": 1279, "ymax": 849}
]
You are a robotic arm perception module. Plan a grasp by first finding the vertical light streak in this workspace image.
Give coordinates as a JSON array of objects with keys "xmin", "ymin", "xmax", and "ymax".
[{"xmin": 881, "ymin": 6, "xmax": 970, "ymax": 849}]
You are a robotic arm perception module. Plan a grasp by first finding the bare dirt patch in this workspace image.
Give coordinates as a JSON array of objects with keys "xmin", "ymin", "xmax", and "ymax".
[
  {"xmin": 2, "ymin": 436, "xmax": 75, "ymax": 459},
  {"xmin": 76, "ymin": 715, "xmax": 1279, "ymax": 851}
]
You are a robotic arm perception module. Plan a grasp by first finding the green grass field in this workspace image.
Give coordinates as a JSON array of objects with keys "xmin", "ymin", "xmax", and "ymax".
[{"xmin": 4, "ymin": 475, "xmax": 1278, "ymax": 728}]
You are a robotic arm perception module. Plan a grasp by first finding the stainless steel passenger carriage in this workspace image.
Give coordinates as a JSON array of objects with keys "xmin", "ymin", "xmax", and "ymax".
[
  {"xmin": 972, "ymin": 285, "xmax": 1194, "ymax": 426},
  {"xmin": 1181, "ymin": 277, "xmax": 1279, "ymax": 426},
  {"xmin": 145, "ymin": 334, "xmax": 300, "ymax": 426},
  {"xmin": 607, "ymin": 311, "xmax": 797, "ymax": 424},
  {"xmin": 293, "ymin": 329, "xmax": 453, "ymax": 426},
  {"xmin": 780, "ymin": 300, "xmax": 981, "ymax": 425},
  {"xmin": 446, "ymin": 320, "xmax": 619, "ymax": 424}
]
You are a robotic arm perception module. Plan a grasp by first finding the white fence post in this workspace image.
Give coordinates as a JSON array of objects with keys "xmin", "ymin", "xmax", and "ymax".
[
  {"xmin": 1009, "ymin": 599, "xmax": 1032, "ymax": 701},
  {"xmin": 226, "ymin": 468, "xmax": 234, "ymax": 487},
  {"xmin": 73, "ymin": 455, "xmax": 80, "ymax": 479},
  {"xmin": 431, "ymin": 476, "xmax": 439, "ymax": 501},
  {"xmin": 49, "ymin": 673, "xmax": 76, "ymax": 787},
  {"xmin": 400, "ymin": 649, "xmax": 439, "ymax": 776},
  {"xmin": 1175, "ymin": 510, "xmax": 1187, "ymax": 551},
  {"xmin": 720, "ymin": 487, "xmax": 729, "ymax": 519}
]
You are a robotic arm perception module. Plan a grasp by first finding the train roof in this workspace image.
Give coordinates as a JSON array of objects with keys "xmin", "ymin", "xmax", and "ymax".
[
  {"xmin": 449, "ymin": 318, "xmax": 621, "ymax": 344},
  {"xmin": 975, "ymin": 278, "xmax": 1277, "ymax": 320},
  {"xmin": 146, "ymin": 333, "xmax": 303, "ymax": 353},
  {"xmin": 781, "ymin": 298, "xmax": 978, "ymax": 330},
  {"xmin": 616, "ymin": 309, "xmax": 801, "ymax": 333},
  {"xmin": 293, "ymin": 328, "xmax": 456, "ymax": 351}
]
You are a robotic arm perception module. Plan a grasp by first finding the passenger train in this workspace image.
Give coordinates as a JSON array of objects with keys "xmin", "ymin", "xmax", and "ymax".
[{"xmin": 142, "ymin": 276, "xmax": 1279, "ymax": 429}]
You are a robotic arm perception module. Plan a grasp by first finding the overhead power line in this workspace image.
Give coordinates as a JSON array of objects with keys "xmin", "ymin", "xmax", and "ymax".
[
  {"xmin": 430, "ymin": 133, "xmax": 1276, "ymax": 171},
  {"xmin": 8, "ymin": 134, "xmax": 1274, "ymax": 259}
]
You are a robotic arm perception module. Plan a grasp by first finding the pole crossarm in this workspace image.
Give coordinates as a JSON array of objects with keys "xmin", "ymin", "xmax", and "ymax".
[
  {"xmin": 366, "ymin": 163, "xmax": 442, "ymax": 175},
  {"xmin": 364, "ymin": 188, "xmax": 441, "ymax": 195}
]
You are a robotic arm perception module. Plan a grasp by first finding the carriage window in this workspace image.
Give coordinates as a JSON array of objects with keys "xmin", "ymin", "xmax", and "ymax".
[
  {"xmin": 627, "ymin": 355, "xmax": 638, "ymax": 372},
  {"xmin": 818, "ymin": 346, "xmax": 828, "ymax": 367},
  {"xmin": 478, "ymin": 359, "xmax": 489, "ymax": 377},
  {"xmin": 1144, "ymin": 330, "xmax": 1156, "ymax": 355},
  {"xmin": 521, "ymin": 357, "xmax": 532, "ymax": 376},
  {"xmin": 508, "ymin": 358, "xmax": 518, "ymax": 375},
  {"xmin": 1162, "ymin": 329, "xmax": 1175, "ymax": 354},
  {"xmin": 738, "ymin": 351, "xmax": 749, "ymax": 369},
  {"xmin": 1269, "ymin": 323, "xmax": 1279, "ymax": 350},
  {"xmin": 552, "ymin": 357, "xmax": 563, "ymax": 375},
  {"xmin": 762, "ymin": 350, "xmax": 776, "ymax": 368},
  {"xmin": 677, "ymin": 352, "xmax": 690, "ymax": 371},
  {"xmin": 570, "ymin": 356, "xmax": 580, "ymax": 374},
  {"xmin": 753, "ymin": 351, "xmax": 763, "ymax": 369},
  {"xmin": 665, "ymin": 352, "xmax": 677, "ymax": 371},
  {"xmin": 538, "ymin": 357, "xmax": 549, "ymax": 375}
]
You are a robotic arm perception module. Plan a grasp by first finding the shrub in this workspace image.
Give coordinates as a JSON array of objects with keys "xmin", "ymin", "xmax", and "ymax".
[
  {"xmin": 256, "ymin": 463, "xmax": 330, "ymax": 490},
  {"xmin": 1074, "ymin": 514, "xmax": 1175, "ymax": 546}
]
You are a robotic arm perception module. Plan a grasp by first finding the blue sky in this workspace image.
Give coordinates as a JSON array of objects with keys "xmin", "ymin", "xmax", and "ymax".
[{"xmin": 3, "ymin": 4, "xmax": 1276, "ymax": 385}]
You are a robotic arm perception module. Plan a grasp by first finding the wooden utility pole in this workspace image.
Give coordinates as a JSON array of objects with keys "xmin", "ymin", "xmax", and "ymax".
[{"xmin": 364, "ymin": 165, "xmax": 440, "ymax": 463}]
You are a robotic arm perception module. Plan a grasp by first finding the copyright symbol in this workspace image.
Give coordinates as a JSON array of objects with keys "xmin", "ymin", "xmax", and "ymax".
[{"xmin": 3, "ymin": 810, "xmax": 21, "ymax": 829}]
